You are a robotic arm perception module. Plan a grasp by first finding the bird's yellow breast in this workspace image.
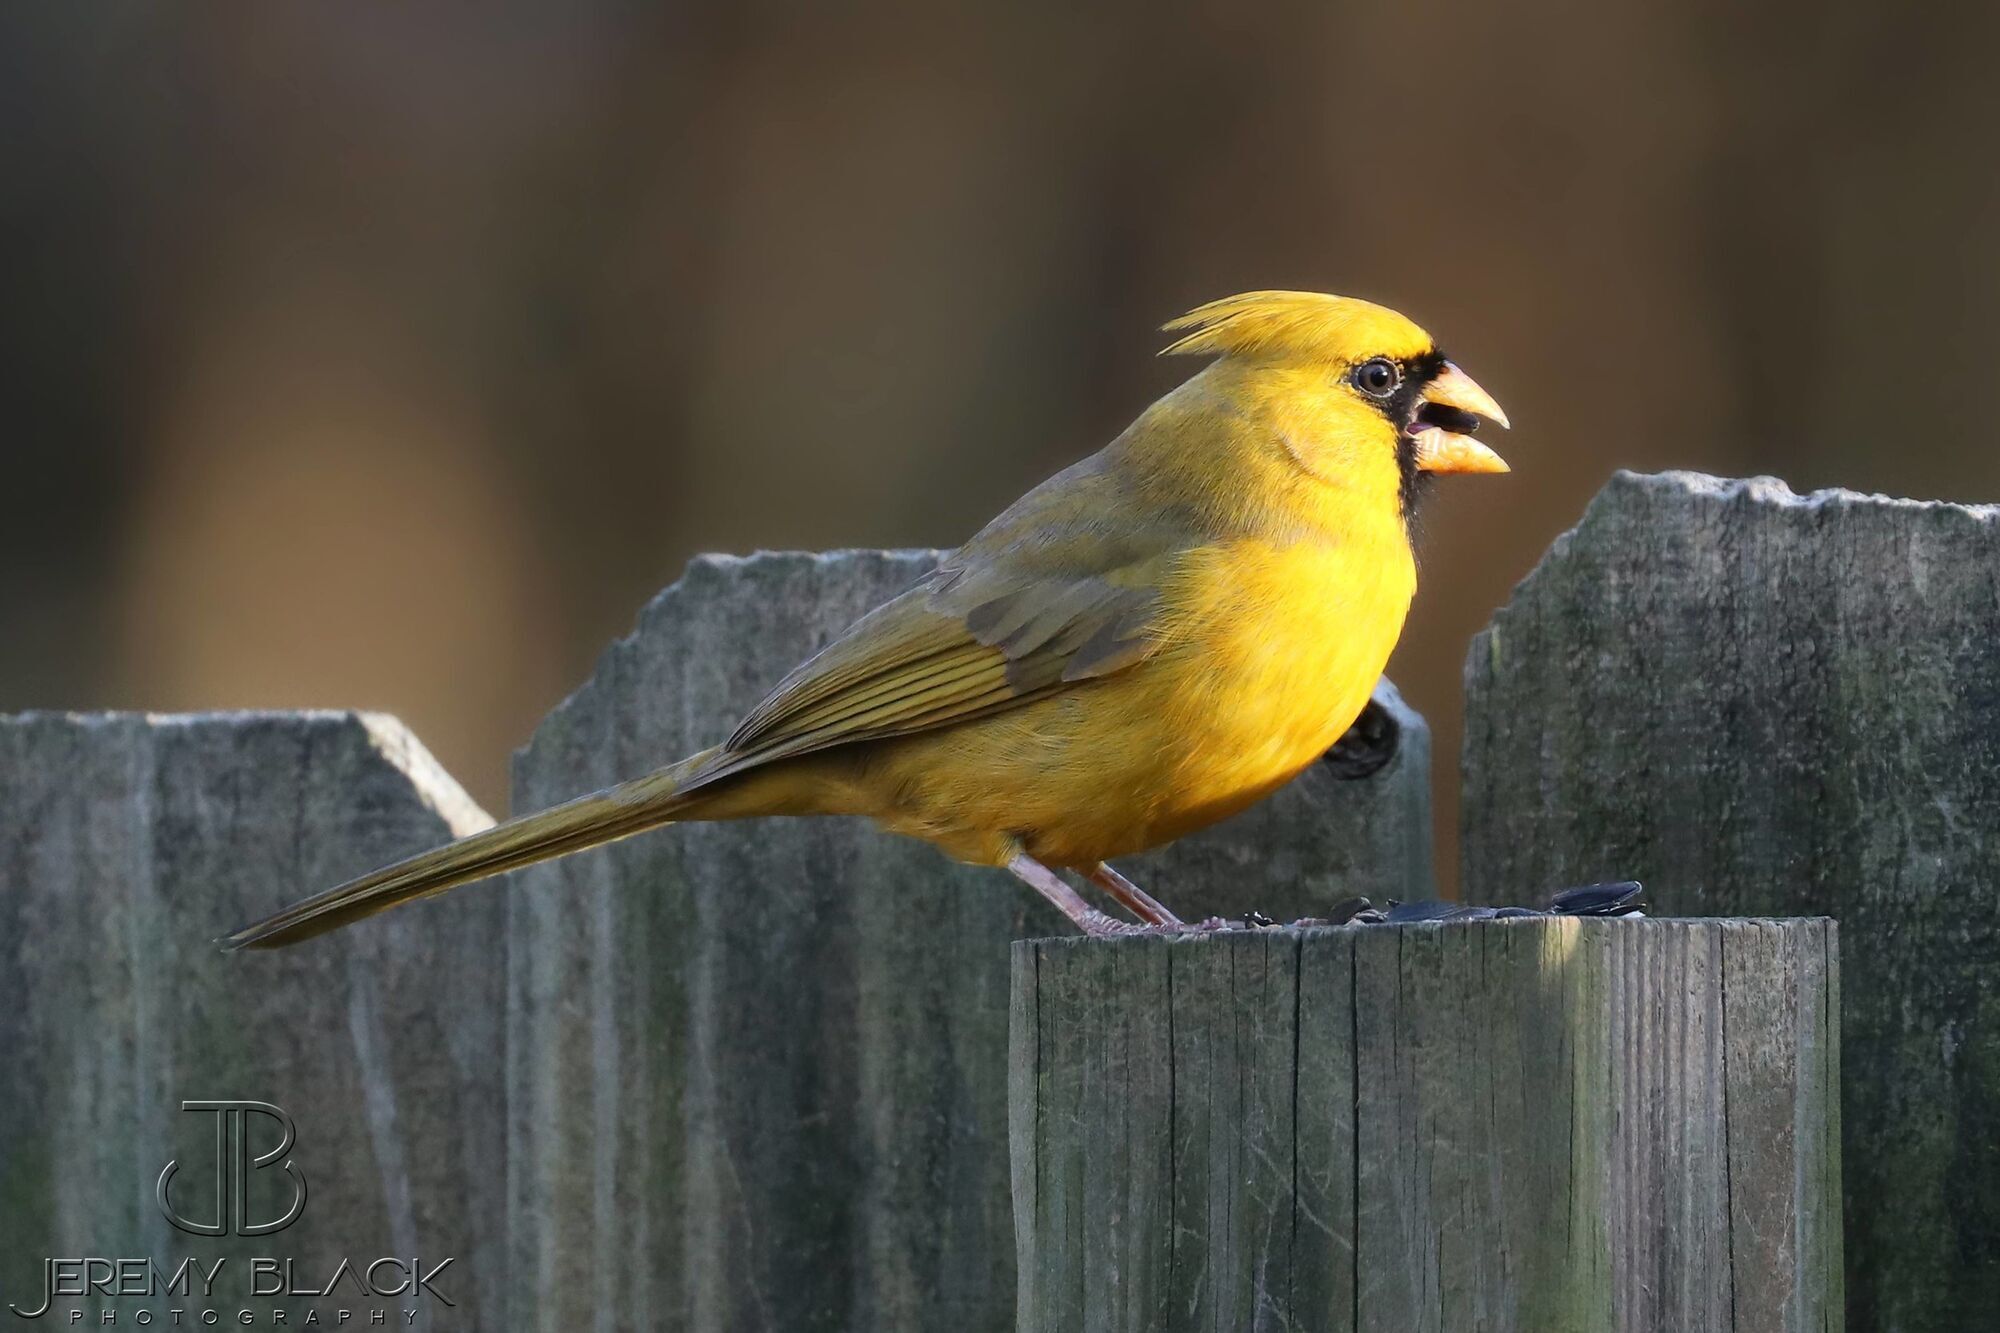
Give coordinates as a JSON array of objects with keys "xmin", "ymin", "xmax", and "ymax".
[{"xmin": 1135, "ymin": 531, "xmax": 1415, "ymax": 838}]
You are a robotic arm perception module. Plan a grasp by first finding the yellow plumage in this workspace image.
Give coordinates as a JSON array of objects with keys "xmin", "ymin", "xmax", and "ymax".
[
  {"xmin": 1160, "ymin": 289, "xmax": 1436, "ymax": 362},
  {"xmin": 226, "ymin": 291, "xmax": 1509, "ymax": 947}
]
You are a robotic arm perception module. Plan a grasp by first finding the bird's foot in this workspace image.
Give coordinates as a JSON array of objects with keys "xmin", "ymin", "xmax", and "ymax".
[
  {"xmin": 1075, "ymin": 909, "xmax": 1163, "ymax": 938},
  {"xmin": 1075, "ymin": 911, "xmax": 1272, "ymax": 938},
  {"xmin": 1076, "ymin": 911, "xmax": 1235, "ymax": 937}
]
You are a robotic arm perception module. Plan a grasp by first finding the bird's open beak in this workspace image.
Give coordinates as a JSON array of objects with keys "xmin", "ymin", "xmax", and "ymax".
[{"xmin": 1409, "ymin": 362, "xmax": 1510, "ymax": 474}]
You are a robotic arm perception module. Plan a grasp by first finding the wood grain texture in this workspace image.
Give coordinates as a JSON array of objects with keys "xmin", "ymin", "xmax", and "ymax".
[
  {"xmin": 1461, "ymin": 470, "xmax": 1994, "ymax": 1330},
  {"xmin": 0, "ymin": 711, "xmax": 504, "ymax": 1330},
  {"xmin": 503, "ymin": 549, "xmax": 1433, "ymax": 1333},
  {"xmin": 1010, "ymin": 918, "xmax": 1841, "ymax": 1333}
]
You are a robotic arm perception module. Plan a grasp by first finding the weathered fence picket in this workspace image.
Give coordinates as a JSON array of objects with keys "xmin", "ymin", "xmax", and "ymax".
[
  {"xmin": 0, "ymin": 711, "xmax": 505, "ymax": 1330},
  {"xmin": 1462, "ymin": 470, "xmax": 1998, "ymax": 1329},
  {"xmin": 502, "ymin": 550, "xmax": 1433, "ymax": 1333},
  {"xmin": 1009, "ymin": 918, "xmax": 1843, "ymax": 1333}
]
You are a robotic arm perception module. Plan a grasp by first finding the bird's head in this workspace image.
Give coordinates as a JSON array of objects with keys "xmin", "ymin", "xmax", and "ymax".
[{"xmin": 1161, "ymin": 290, "xmax": 1509, "ymax": 514}]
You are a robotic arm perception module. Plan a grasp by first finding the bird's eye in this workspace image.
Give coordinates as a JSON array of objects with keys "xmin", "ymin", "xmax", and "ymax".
[{"xmin": 1352, "ymin": 358, "xmax": 1401, "ymax": 398}]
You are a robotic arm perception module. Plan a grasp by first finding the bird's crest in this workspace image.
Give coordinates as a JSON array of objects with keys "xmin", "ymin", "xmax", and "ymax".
[{"xmin": 1161, "ymin": 290, "xmax": 1434, "ymax": 364}]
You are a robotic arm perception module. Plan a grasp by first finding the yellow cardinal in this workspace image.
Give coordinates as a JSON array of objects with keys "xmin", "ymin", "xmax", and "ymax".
[{"xmin": 227, "ymin": 290, "xmax": 1508, "ymax": 948}]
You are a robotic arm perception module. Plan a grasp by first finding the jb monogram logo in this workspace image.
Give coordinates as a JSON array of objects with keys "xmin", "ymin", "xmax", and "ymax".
[{"xmin": 156, "ymin": 1102, "xmax": 308, "ymax": 1238}]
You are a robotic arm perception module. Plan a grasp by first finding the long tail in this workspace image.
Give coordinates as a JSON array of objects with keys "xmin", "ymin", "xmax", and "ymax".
[{"xmin": 223, "ymin": 752, "xmax": 718, "ymax": 951}]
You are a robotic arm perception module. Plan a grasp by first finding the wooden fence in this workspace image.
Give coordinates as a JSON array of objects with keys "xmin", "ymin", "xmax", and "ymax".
[
  {"xmin": 0, "ymin": 712, "xmax": 509, "ymax": 1329},
  {"xmin": 1, "ymin": 472, "xmax": 1980, "ymax": 1329}
]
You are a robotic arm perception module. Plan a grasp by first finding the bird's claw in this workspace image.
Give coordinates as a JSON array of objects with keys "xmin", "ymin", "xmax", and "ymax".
[{"xmin": 1086, "ymin": 914, "xmax": 1242, "ymax": 936}]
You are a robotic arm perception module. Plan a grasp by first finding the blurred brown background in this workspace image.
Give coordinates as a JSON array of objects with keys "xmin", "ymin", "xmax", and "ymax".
[{"xmin": 6, "ymin": 3, "xmax": 1997, "ymax": 894}]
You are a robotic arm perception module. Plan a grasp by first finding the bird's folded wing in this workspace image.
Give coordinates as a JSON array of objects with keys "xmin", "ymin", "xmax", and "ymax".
[{"xmin": 699, "ymin": 539, "xmax": 1177, "ymax": 782}]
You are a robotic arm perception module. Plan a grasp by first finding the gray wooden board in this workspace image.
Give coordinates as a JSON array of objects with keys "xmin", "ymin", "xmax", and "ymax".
[
  {"xmin": 1009, "ymin": 917, "xmax": 1842, "ymax": 1333},
  {"xmin": 1461, "ymin": 470, "xmax": 1994, "ymax": 1330},
  {"xmin": 504, "ymin": 549, "xmax": 1433, "ymax": 1333},
  {"xmin": 0, "ymin": 711, "xmax": 504, "ymax": 1330}
]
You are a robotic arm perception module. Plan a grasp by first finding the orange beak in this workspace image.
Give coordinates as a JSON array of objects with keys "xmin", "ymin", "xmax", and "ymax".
[{"xmin": 1411, "ymin": 362, "xmax": 1510, "ymax": 474}]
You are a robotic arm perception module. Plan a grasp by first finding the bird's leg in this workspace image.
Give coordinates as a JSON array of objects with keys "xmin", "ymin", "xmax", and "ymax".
[
  {"xmin": 1006, "ymin": 854, "xmax": 1153, "ymax": 937},
  {"xmin": 1086, "ymin": 862, "xmax": 1184, "ymax": 928}
]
